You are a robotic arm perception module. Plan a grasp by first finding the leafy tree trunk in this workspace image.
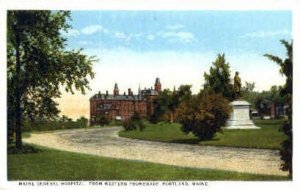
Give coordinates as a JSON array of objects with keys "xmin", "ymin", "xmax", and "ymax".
[
  {"xmin": 264, "ymin": 39, "xmax": 292, "ymax": 176},
  {"xmin": 7, "ymin": 11, "xmax": 95, "ymax": 150},
  {"xmin": 14, "ymin": 32, "xmax": 22, "ymax": 149}
]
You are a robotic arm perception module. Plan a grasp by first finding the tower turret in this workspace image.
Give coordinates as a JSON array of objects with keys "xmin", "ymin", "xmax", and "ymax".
[
  {"xmin": 154, "ymin": 78, "xmax": 161, "ymax": 93},
  {"xmin": 138, "ymin": 84, "xmax": 142, "ymax": 99},
  {"xmin": 113, "ymin": 83, "xmax": 119, "ymax": 96}
]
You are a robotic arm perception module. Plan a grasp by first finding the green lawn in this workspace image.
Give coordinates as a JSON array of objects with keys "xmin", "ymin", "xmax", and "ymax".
[
  {"xmin": 7, "ymin": 145, "xmax": 289, "ymax": 180},
  {"xmin": 119, "ymin": 119, "xmax": 287, "ymax": 149}
]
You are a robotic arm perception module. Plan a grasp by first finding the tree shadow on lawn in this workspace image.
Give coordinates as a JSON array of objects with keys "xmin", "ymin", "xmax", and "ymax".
[
  {"xmin": 7, "ymin": 143, "xmax": 42, "ymax": 154},
  {"xmin": 169, "ymin": 138, "xmax": 220, "ymax": 145}
]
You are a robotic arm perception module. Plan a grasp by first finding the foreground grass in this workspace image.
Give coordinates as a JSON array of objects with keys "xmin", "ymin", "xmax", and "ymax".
[
  {"xmin": 7, "ymin": 145, "xmax": 289, "ymax": 180},
  {"xmin": 119, "ymin": 120, "xmax": 286, "ymax": 149}
]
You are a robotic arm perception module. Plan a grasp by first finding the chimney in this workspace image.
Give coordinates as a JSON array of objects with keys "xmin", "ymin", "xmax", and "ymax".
[
  {"xmin": 128, "ymin": 88, "xmax": 131, "ymax": 96},
  {"xmin": 105, "ymin": 90, "xmax": 108, "ymax": 99}
]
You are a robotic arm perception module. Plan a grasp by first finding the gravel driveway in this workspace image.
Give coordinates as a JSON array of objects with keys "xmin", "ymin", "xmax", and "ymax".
[{"xmin": 24, "ymin": 127, "xmax": 288, "ymax": 176}]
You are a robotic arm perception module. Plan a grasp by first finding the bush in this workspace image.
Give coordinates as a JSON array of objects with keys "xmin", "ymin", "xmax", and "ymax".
[
  {"xmin": 177, "ymin": 93, "xmax": 231, "ymax": 140},
  {"xmin": 76, "ymin": 117, "xmax": 88, "ymax": 128},
  {"xmin": 109, "ymin": 120, "xmax": 123, "ymax": 126},
  {"xmin": 122, "ymin": 119, "xmax": 136, "ymax": 131},
  {"xmin": 122, "ymin": 113, "xmax": 145, "ymax": 131},
  {"xmin": 98, "ymin": 115, "xmax": 110, "ymax": 126},
  {"xmin": 22, "ymin": 116, "xmax": 89, "ymax": 132}
]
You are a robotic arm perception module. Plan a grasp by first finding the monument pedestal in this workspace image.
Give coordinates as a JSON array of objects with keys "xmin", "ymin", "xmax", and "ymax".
[{"xmin": 226, "ymin": 100, "xmax": 260, "ymax": 129}]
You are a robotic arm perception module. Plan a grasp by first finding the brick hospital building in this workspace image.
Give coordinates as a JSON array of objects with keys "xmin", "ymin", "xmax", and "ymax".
[{"xmin": 90, "ymin": 78, "xmax": 161, "ymax": 125}]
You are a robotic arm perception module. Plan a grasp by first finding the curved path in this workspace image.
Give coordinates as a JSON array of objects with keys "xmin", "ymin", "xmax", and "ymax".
[{"xmin": 24, "ymin": 127, "xmax": 288, "ymax": 176}]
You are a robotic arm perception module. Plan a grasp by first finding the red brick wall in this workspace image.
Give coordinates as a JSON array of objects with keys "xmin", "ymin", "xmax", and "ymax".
[{"xmin": 90, "ymin": 99, "xmax": 147, "ymax": 125}]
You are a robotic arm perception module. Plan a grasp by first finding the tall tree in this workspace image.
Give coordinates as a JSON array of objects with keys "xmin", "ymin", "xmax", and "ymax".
[
  {"xmin": 7, "ymin": 11, "xmax": 95, "ymax": 149},
  {"xmin": 151, "ymin": 89, "xmax": 172, "ymax": 123},
  {"xmin": 240, "ymin": 82, "xmax": 259, "ymax": 108},
  {"xmin": 151, "ymin": 85, "xmax": 192, "ymax": 123},
  {"xmin": 203, "ymin": 54, "xmax": 234, "ymax": 100},
  {"xmin": 168, "ymin": 85, "xmax": 192, "ymax": 122},
  {"xmin": 264, "ymin": 40, "xmax": 293, "ymax": 176},
  {"xmin": 243, "ymin": 82, "xmax": 255, "ymax": 93}
]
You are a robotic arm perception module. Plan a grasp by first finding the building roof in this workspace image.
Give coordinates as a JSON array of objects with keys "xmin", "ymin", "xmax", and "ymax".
[
  {"xmin": 90, "ymin": 93, "xmax": 146, "ymax": 101},
  {"xmin": 91, "ymin": 84, "xmax": 159, "ymax": 101},
  {"xmin": 141, "ymin": 89, "xmax": 159, "ymax": 96}
]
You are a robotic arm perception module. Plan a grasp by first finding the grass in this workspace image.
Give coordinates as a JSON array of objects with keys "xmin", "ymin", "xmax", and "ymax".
[
  {"xmin": 119, "ymin": 119, "xmax": 287, "ymax": 149},
  {"xmin": 7, "ymin": 145, "xmax": 289, "ymax": 180}
]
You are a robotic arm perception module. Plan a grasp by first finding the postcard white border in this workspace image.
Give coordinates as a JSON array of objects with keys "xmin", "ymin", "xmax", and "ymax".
[{"xmin": 0, "ymin": 0, "xmax": 299, "ymax": 190}]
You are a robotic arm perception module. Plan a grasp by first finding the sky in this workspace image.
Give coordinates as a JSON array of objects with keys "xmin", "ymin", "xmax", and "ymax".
[{"xmin": 58, "ymin": 11, "xmax": 292, "ymax": 119}]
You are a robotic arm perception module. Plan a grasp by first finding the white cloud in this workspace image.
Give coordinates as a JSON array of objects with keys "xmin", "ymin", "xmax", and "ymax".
[
  {"xmin": 146, "ymin": 34, "xmax": 155, "ymax": 41},
  {"xmin": 78, "ymin": 41, "xmax": 89, "ymax": 45},
  {"xmin": 159, "ymin": 31, "xmax": 197, "ymax": 43},
  {"xmin": 61, "ymin": 29, "xmax": 80, "ymax": 37},
  {"xmin": 81, "ymin": 25, "xmax": 108, "ymax": 35},
  {"xmin": 78, "ymin": 24, "xmax": 195, "ymax": 44},
  {"xmin": 131, "ymin": 33, "xmax": 143, "ymax": 39},
  {"xmin": 113, "ymin": 32, "xmax": 144, "ymax": 42},
  {"xmin": 166, "ymin": 24, "xmax": 185, "ymax": 30},
  {"xmin": 114, "ymin": 32, "xmax": 127, "ymax": 39},
  {"xmin": 239, "ymin": 30, "xmax": 291, "ymax": 38}
]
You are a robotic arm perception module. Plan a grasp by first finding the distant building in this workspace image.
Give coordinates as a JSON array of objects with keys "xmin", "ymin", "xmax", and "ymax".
[
  {"xmin": 270, "ymin": 103, "xmax": 289, "ymax": 119},
  {"xmin": 253, "ymin": 101, "xmax": 289, "ymax": 119},
  {"xmin": 90, "ymin": 78, "xmax": 161, "ymax": 125}
]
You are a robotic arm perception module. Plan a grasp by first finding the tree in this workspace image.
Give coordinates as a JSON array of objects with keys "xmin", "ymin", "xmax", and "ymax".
[
  {"xmin": 269, "ymin": 85, "xmax": 286, "ymax": 105},
  {"xmin": 240, "ymin": 82, "xmax": 259, "ymax": 108},
  {"xmin": 122, "ymin": 112, "xmax": 145, "ymax": 131},
  {"xmin": 168, "ymin": 85, "xmax": 192, "ymax": 122},
  {"xmin": 76, "ymin": 116, "xmax": 88, "ymax": 128},
  {"xmin": 7, "ymin": 11, "xmax": 95, "ymax": 149},
  {"xmin": 264, "ymin": 39, "xmax": 293, "ymax": 176},
  {"xmin": 151, "ymin": 85, "xmax": 192, "ymax": 123},
  {"xmin": 60, "ymin": 115, "xmax": 73, "ymax": 123},
  {"xmin": 177, "ymin": 93, "xmax": 231, "ymax": 140},
  {"xmin": 203, "ymin": 54, "xmax": 234, "ymax": 100},
  {"xmin": 242, "ymin": 82, "xmax": 255, "ymax": 93},
  {"xmin": 98, "ymin": 115, "xmax": 110, "ymax": 126},
  {"xmin": 244, "ymin": 84, "xmax": 285, "ymax": 118},
  {"xmin": 254, "ymin": 93, "xmax": 272, "ymax": 119},
  {"xmin": 151, "ymin": 89, "xmax": 172, "ymax": 123}
]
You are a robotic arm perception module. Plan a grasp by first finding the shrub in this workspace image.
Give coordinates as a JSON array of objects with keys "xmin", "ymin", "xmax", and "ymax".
[
  {"xmin": 177, "ymin": 93, "xmax": 231, "ymax": 140},
  {"xmin": 122, "ymin": 113, "xmax": 145, "ymax": 131},
  {"xmin": 22, "ymin": 116, "xmax": 89, "ymax": 132},
  {"xmin": 122, "ymin": 119, "xmax": 136, "ymax": 131},
  {"xmin": 98, "ymin": 115, "xmax": 110, "ymax": 126},
  {"xmin": 76, "ymin": 117, "xmax": 88, "ymax": 128},
  {"xmin": 109, "ymin": 120, "xmax": 122, "ymax": 126}
]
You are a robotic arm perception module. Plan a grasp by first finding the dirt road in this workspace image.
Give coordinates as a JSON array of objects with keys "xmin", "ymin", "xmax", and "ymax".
[{"xmin": 24, "ymin": 127, "xmax": 287, "ymax": 176}]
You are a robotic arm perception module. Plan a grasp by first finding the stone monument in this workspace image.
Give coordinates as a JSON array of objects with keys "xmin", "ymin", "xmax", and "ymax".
[{"xmin": 226, "ymin": 72, "xmax": 260, "ymax": 129}]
